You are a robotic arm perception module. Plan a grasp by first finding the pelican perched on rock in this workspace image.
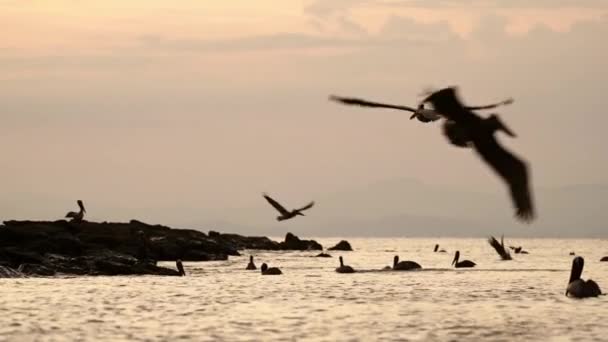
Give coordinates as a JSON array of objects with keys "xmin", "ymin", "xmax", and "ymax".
[
  {"xmin": 176, "ymin": 259, "xmax": 186, "ymax": 276},
  {"xmin": 329, "ymin": 94, "xmax": 513, "ymax": 123},
  {"xmin": 452, "ymin": 251, "xmax": 476, "ymax": 268},
  {"xmin": 65, "ymin": 200, "xmax": 86, "ymax": 222},
  {"xmin": 392, "ymin": 255, "xmax": 421, "ymax": 270},
  {"xmin": 246, "ymin": 255, "xmax": 257, "ymax": 270},
  {"xmin": 262, "ymin": 193, "xmax": 314, "ymax": 221},
  {"xmin": 566, "ymin": 257, "xmax": 602, "ymax": 298},
  {"xmin": 260, "ymin": 263, "xmax": 282, "ymax": 275},
  {"xmin": 335, "ymin": 256, "xmax": 355, "ymax": 273},
  {"xmin": 434, "ymin": 244, "xmax": 447, "ymax": 253},
  {"xmin": 420, "ymin": 87, "xmax": 534, "ymax": 222}
]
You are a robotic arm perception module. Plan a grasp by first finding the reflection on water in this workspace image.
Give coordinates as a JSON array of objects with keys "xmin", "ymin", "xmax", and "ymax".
[{"xmin": 1, "ymin": 238, "xmax": 607, "ymax": 341}]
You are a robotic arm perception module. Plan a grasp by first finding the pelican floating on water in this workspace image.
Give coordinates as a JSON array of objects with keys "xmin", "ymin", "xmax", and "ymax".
[
  {"xmin": 434, "ymin": 244, "xmax": 447, "ymax": 253},
  {"xmin": 246, "ymin": 255, "xmax": 257, "ymax": 270},
  {"xmin": 600, "ymin": 257, "xmax": 608, "ymax": 262},
  {"xmin": 176, "ymin": 259, "xmax": 186, "ymax": 276},
  {"xmin": 65, "ymin": 200, "xmax": 86, "ymax": 222},
  {"xmin": 260, "ymin": 263, "xmax": 282, "ymax": 275},
  {"xmin": 262, "ymin": 193, "xmax": 314, "ymax": 222},
  {"xmin": 452, "ymin": 251, "xmax": 476, "ymax": 268},
  {"xmin": 566, "ymin": 257, "xmax": 602, "ymax": 298},
  {"xmin": 420, "ymin": 87, "xmax": 534, "ymax": 222},
  {"xmin": 392, "ymin": 255, "xmax": 422, "ymax": 270},
  {"xmin": 329, "ymin": 94, "xmax": 513, "ymax": 123},
  {"xmin": 509, "ymin": 246, "xmax": 529, "ymax": 254},
  {"xmin": 335, "ymin": 256, "xmax": 355, "ymax": 273}
]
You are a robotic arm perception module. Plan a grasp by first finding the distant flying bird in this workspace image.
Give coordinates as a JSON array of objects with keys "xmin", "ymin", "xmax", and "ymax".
[
  {"xmin": 260, "ymin": 263, "xmax": 282, "ymax": 275},
  {"xmin": 451, "ymin": 251, "xmax": 476, "ymax": 268},
  {"xmin": 488, "ymin": 235, "xmax": 512, "ymax": 260},
  {"xmin": 335, "ymin": 256, "xmax": 355, "ymax": 273},
  {"xmin": 176, "ymin": 259, "xmax": 186, "ymax": 276},
  {"xmin": 329, "ymin": 94, "xmax": 513, "ymax": 123},
  {"xmin": 392, "ymin": 255, "xmax": 422, "ymax": 270},
  {"xmin": 262, "ymin": 193, "xmax": 314, "ymax": 221},
  {"xmin": 246, "ymin": 255, "xmax": 257, "ymax": 270},
  {"xmin": 65, "ymin": 200, "xmax": 86, "ymax": 222},
  {"xmin": 566, "ymin": 257, "xmax": 602, "ymax": 298},
  {"xmin": 420, "ymin": 87, "xmax": 534, "ymax": 222}
]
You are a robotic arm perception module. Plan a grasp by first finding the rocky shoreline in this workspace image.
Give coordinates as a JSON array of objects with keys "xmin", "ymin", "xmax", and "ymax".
[{"xmin": 0, "ymin": 220, "xmax": 324, "ymax": 277}]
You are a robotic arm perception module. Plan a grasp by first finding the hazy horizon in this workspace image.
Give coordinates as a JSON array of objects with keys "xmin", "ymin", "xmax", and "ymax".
[{"xmin": 2, "ymin": 1, "xmax": 607, "ymax": 237}]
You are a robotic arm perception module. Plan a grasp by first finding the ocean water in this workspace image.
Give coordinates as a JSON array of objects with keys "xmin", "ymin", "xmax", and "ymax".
[{"xmin": 1, "ymin": 238, "xmax": 607, "ymax": 342}]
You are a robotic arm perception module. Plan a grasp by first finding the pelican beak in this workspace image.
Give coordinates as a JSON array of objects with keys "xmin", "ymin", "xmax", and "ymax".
[
  {"xmin": 410, "ymin": 113, "xmax": 417, "ymax": 120},
  {"xmin": 499, "ymin": 121, "xmax": 517, "ymax": 137}
]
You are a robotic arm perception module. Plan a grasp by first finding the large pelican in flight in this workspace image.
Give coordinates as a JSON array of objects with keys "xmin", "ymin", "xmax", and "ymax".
[
  {"xmin": 262, "ymin": 193, "xmax": 315, "ymax": 221},
  {"xmin": 420, "ymin": 87, "xmax": 534, "ymax": 222},
  {"xmin": 329, "ymin": 94, "xmax": 513, "ymax": 123},
  {"xmin": 65, "ymin": 200, "xmax": 86, "ymax": 222}
]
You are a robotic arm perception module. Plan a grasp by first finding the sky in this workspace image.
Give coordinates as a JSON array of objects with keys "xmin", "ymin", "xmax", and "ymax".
[{"xmin": 1, "ymin": 0, "xmax": 607, "ymax": 236}]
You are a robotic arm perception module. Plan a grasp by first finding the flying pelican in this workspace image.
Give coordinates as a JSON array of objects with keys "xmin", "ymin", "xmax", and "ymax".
[
  {"xmin": 246, "ymin": 255, "xmax": 257, "ymax": 270},
  {"xmin": 176, "ymin": 259, "xmax": 186, "ymax": 276},
  {"xmin": 434, "ymin": 244, "xmax": 447, "ymax": 253},
  {"xmin": 420, "ymin": 87, "xmax": 534, "ymax": 222},
  {"xmin": 566, "ymin": 257, "xmax": 602, "ymax": 298},
  {"xmin": 451, "ymin": 251, "xmax": 476, "ymax": 268},
  {"xmin": 65, "ymin": 200, "xmax": 86, "ymax": 222},
  {"xmin": 262, "ymin": 193, "xmax": 314, "ymax": 221},
  {"xmin": 335, "ymin": 256, "xmax": 355, "ymax": 273},
  {"xmin": 329, "ymin": 94, "xmax": 513, "ymax": 123},
  {"xmin": 260, "ymin": 263, "xmax": 282, "ymax": 275},
  {"xmin": 392, "ymin": 255, "xmax": 422, "ymax": 270}
]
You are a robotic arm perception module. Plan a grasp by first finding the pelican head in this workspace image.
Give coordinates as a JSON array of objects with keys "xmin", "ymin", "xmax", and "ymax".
[
  {"xmin": 339, "ymin": 256, "xmax": 344, "ymax": 267},
  {"xmin": 261, "ymin": 263, "xmax": 268, "ymax": 273},
  {"xmin": 250, "ymin": 255, "xmax": 254, "ymax": 263},
  {"xmin": 487, "ymin": 114, "xmax": 516, "ymax": 137},
  {"xmin": 452, "ymin": 251, "xmax": 461, "ymax": 266},
  {"xmin": 434, "ymin": 244, "xmax": 439, "ymax": 252},
  {"xmin": 393, "ymin": 255, "xmax": 399, "ymax": 267},
  {"xmin": 77, "ymin": 200, "xmax": 86, "ymax": 213},
  {"xmin": 569, "ymin": 257, "xmax": 584, "ymax": 285}
]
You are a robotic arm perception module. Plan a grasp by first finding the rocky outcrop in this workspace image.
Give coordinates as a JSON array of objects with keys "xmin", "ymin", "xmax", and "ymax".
[
  {"xmin": 328, "ymin": 240, "xmax": 353, "ymax": 251},
  {"xmin": 0, "ymin": 220, "xmax": 323, "ymax": 276},
  {"xmin": 279, "ymin": 233, "xmax": 323, "ymax": 251},
  {"xmin": 0, "ymin": 265, "xmax": 24, "ymax": 278}
]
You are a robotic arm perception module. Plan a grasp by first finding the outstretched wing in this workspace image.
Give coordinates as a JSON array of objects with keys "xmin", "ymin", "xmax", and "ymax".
[
  {"xmin": 488, "ymin": 236, "xmax": 512, "ymax": 260},
  {"xmin": 329, "ymin": 95, "xmax": 416, "ymax": 113},
  {"xmin": 296, "ymin": 201, "xmax": 315, "ymax": 212},
  {"xmin": 466, "ymin": 97, "xmax": 514, "ymax": 111},
  {"xmin": 263, "ymin": 193, "xmax": 290, "ymax": 215},
  {"xmin": 473, "ymin": 136, "xmax": 535, "ymax": 222}
]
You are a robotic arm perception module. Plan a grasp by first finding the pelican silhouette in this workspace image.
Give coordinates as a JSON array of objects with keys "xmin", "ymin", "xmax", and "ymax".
[
  {"xmin": 262, "ymin": 193, "xmax": 314, "ymax": 221},
  {"xmin": 335, "ymin": 256, "xmax": 355, "ymax": 273},
  {"xmin": 452, "ymin": 251, "xmax": 476, "ymax": 268},
  {"xmin": 65, "ymin": 200, "xmax": 86, "ymax": 222},
  {"xmin": 420, "ymin": 87, "xmax": 534, "ymax": 222},
  {"xmin": 509, "ymin": 246, "xmax": 529, "ymax": 254},
  {"xmin": 566, "ymin": 257, "xmax": 602, "ymax": 298},
  {"xmin": 329, "ymin": 94, "xmax": 513, "ymax": 123},
  {"xmin": 488, "ymin": 235, "xmax": 512, "ymax": 260},
  {"xmin": 260, "ymin": 263, "xmax": 282, "ymax": 275},
  {"xmin": 434, "ymin": 244, "xmax": 447, "ymax": 253},
  {"xmin": 393, "ymin": 255, "xmax": 422, "ymax": 270},
  {"xmin": 176, "ymin": 259, "xmax": 186, "ymax": 276},
  {"xmin": 246, "ymin": 255, "xmax": 257, "ymax": 270}
]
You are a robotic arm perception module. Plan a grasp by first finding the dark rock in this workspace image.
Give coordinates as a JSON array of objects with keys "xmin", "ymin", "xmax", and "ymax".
[
  {"xmin": 280, "ymin": 233, "xmax": 322, "ymax": 251},
  {"xmin": 18, "ymin": 263, "xmax": 56, "ymax": 276},
  {"xmin": 0, "ymin": 265, "xmax": 24, "ymax": 278},
  {"xmin": 328, "ymin": 240, "xmax": 353, "ymax": 251},
  {"xmin": 315, "ymin": 253, "xmax": 332, "ymax": 258}
]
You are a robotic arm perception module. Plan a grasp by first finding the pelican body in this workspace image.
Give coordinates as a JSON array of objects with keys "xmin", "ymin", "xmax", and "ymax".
[
  {"xmin": 421, "ymin": 87, "xmax": 534, "ymax": 222},
  {"xmin": 260, "ymin": 263, "xmax": 282, "ymax": 275},
  {"xmin": 452, "ymin": 251, "xmax": 476, "ymax": 268},
  {"xmin": 566, "ymin": 257, "xmax": 602, "ymax": 298},
  {"xmin": 262, "ymin": 193, "xmax": 314, "ymax": 222},
  {"xmin": 393, "ymin": 255, "xmax": 421, "ymax": 270},
  {"xmin": 176, "ymin": 259, "xmax": 186, "ymax": 276},
  {"xmin": 65, "ymin": 200, "xmax": 86, "ymax": 222},
  {"xmin": 335, "ymin": 256, "xmax": 355, "ymax": 273},
  {"xmin": 246, "ymin": 255, "xmax": 257, "ymax": 270}
]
